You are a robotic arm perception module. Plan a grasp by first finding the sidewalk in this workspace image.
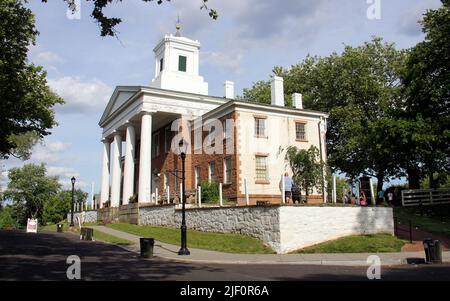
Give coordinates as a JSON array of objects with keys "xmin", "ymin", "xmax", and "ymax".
[{"xmin": 91, "ymin": 226, "xmax": 450, "ymax": 266}]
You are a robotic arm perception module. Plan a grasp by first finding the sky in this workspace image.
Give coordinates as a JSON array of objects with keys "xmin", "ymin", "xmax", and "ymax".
[{"xmin": 0, "ymin": 0, "xmax": 443, "ymax": 200}]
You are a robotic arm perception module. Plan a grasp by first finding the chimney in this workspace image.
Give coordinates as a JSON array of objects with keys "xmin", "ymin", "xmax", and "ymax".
[
  {"xmin": 271, "ymin": 76, "xmax": 284, "ymax": 106},
  {"xmin": 292, "ymin": 93, "xmax": 303, "ymax": 109},
  {"xmin": 224, "ymin": 81, "xmax": 235, "ymax": 99}
]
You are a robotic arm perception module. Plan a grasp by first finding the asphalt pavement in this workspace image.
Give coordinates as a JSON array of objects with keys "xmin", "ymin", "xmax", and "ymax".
[{"xmin": 1, "ymin": 230, "xmax": 450, "ymax": 281}]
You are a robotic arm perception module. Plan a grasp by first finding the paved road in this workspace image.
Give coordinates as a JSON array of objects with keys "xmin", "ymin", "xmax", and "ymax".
[{"xmin": 1, "ymin": 230, "xmax": 450, "ymax": 281}]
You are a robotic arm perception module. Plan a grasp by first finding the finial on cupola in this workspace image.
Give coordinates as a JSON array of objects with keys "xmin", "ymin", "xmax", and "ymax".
[{"xmin": 175, "ymin": 14, "xmax": 182, "ymax": 37}]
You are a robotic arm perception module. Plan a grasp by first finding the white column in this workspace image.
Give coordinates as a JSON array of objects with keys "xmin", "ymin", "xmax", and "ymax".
[
  {"xmin": 122, "ymin": 124, "xmax": 135, "ymax": 205},
  {"xmin": 110, "ymin": 133, "xmax": 122, "ymax": 207},
  {"xmin": 138, "ymin": 113, "xmax": 152, "ymax": 203},
  {"xmin": 100, "ymin": 139, "xmax": 111, "ymax": 208},
  {"xmin": 281, "ymin": 174, "xmax": 286, "ymax": 204},
  {"xmin": 198, "ymin": 186, "xmax": 202, "ymax": 208}
]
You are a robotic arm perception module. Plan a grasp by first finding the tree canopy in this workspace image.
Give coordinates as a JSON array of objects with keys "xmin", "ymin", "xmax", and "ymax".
[
  {"xmin": 41, "ymin": 0, "xmax": 218, "ymax": 37},
  {"xmin": 0, "ymin": 0, "xmax": 63, "ymax": 159},
  {"xmin": 3, "ymin": 164, "xmax": 61, "ymax": 225}
]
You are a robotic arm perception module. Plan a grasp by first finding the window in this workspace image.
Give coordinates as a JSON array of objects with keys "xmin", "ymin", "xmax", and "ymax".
[
  {"xmin": 208, "ymin": 126, "xmax": 215, "ymax": 146},
  {"xmin": 178, "ymin": 55, "xmax": 187, "ymax": 72},
  {"xmin": 224, "ymin": 157, "xmax": 232, "ymax": 184},
  {"xmin": 159, "ymin": 58, "xmax": 164, "ymax": 72},
  {"xmin": 152, "ymin": 133, "xmax": 160, "ymax": 158},
  {"xmin": 254, "ymin": 118, "xmax": 266, "ymax": 137},
  {"xmin": 223, "ymin": 119, "xmax": 231, "ymax": 139},
  {"xmin": 208, "ymin": 161, "xmax": 215, "ymax": 182},
  {"xmin": 295, "ymin": 122, "xmax": 306, "ymax": 141},
  {"xmin": 164, "ymin": 126, "xmax": 170, "ymax": 153},
  {"xmin": 195, "ymin": 166, "xmax": 201, "ymax": 188},
  {"xmin": 255, "ymin": 156, "xmax": 268, "ymax": 181}
]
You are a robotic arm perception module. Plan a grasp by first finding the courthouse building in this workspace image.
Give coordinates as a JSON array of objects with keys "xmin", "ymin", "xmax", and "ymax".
[{"xmin": 98, "ymin": 28, "xmax": 328, "ymax": 208}]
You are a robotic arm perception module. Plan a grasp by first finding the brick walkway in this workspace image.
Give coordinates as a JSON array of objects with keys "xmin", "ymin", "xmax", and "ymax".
[{"xmin": 396, "ymin": 224, "xmax": 450, "ymax": 252}]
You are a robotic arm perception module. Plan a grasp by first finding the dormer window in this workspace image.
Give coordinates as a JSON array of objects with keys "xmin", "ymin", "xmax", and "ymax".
[
  {"xmin": 159, "ymin": 58, "xmax": 164, "ymax": 72},
  {"xmin": 178, "ymin": 55, "xmax": 187, "ymax": 72}
]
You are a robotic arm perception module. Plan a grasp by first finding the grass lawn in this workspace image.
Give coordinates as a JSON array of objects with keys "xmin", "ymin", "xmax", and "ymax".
[
  {"xmin": 107, "ymin": 223, "xmax": 274, "ymax": 254},
  {"xmin": 394, "ymin": 205, "xmax": 450, "ymax": 237},
  {"xmin": 295, "ymin": 234, "xmax": 407, "ymax": 253},
  {"xmin": 40, "ymin": 222, "xmax": 133, "ymax": 245}
]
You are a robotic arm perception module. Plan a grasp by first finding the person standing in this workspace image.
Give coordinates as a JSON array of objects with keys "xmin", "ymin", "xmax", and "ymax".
[
  {"xmin": 377, "ymin": 189, "xmax": 385, "ymax": 204},
  {"xmin": 280, "ymin": 172, "xmax": 293, "ymax": 204},
  {"xmin": 387, "ymin": 191, "xmax": 394, "ymax": 206}
]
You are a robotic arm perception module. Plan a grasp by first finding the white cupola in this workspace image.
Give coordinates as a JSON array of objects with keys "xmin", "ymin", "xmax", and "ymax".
[{"xmin": 149, "ymin": 23, "xmax": 208, "ymax": 95}]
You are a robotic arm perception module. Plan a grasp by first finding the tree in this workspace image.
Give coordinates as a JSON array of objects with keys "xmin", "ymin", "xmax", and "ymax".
[
  {"xmin": 41, "ymin": 0, "xmax": 218, "ymax": 37},
  {"xmin": 285, "ymin": 146, "xmax": 324, "ymax": 196},
  {"xmin": 0, "ymin": 206, "xmax": 15, "ymax": 229},
  {"xmin": 43, "ymin": 189, "xmax": 87, "ymax": 224},
  {"xmin": 400, "ymin": 0, "xmax": 450, "ymax": 188},
  {"xmin": 3, "ymin": 164, "xmax": 60, "ymax": 225},
  {"xmin": 0, "ymin": 0, "xmax": 63, "ymax": 159}
]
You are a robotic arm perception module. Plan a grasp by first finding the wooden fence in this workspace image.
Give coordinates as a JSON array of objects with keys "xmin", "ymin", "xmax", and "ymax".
[{"xmin": 401, "ymin": 188, "xmax": 450, "ymax": 206}]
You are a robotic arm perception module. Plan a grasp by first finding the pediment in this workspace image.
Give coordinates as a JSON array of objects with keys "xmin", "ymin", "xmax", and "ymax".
[{"xmin": 99, "ymin": 86, "xmax": 140, "ymax": 126}]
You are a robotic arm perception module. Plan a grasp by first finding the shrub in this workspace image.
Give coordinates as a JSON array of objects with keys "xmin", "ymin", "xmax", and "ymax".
[{"xmin": 200, "ymin": 181, "xmax": 219, "ymax": 203}]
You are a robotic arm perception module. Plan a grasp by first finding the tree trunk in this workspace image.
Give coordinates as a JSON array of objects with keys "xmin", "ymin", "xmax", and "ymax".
[
  {"xmin": 428, "ymin": 170, "xmax": 435, "ymax": 189},
  {"xmin": 376, "ymin": 171, "xmax": 385, "ymax": 204},
  {"xmin": 407, "ymin": 167, "xmax": 420, "ymax": 189}
]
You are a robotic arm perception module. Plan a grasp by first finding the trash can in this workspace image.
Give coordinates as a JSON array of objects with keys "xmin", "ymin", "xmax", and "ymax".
[
  {"xmin": 423, "ymin": 239, "xmax": 443, "ymax": 264},
  {"xmin": 140, "ymin": 238, "xmax": 155, "ymax": 258},
  {"xmin": 80, "ymin": 227, "xmax": 94, "ymax": 241},
  {"xmin": 57, "ymin": 223, "xmax": 63, "ymax": 233}
]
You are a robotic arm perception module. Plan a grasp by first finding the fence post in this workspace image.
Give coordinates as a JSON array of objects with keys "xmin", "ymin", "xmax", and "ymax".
[
  {"xmin": 219, "ymin": 183, "xmax": 223, "ymax": 207},
  {"xmin": 394, "ymin": 216, "xmax": 398, "ymax": 236},
  {"xmin": 369, "ymin": 178, "xmax": 375, "ymax": 206},
  {"xmin": 430, "ymin": 190, "xmax": 433, "ymax": 205},
  {"xmin": 332, "ymin": 175, "xmax": 337, "ymax": 204},
  {"xmin": 155, "ymin": 188, "xmax": 159, "ymax": 205},
  {"xmin": 198, "ymin": 186, "xmax": 202, "ymax": 208},
  {"xmin": 167, "ymin": 185, "xmax": 170, "ymax": 204},
  {"xmin": 409, "ymin": 220, "xmax": 413, "ymax": 243}
]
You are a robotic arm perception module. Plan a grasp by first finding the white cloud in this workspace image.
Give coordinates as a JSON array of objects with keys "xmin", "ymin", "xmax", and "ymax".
[
  {"xmin": 47, "ymin": 166, "xmax": 80, "ymax": 179},
  {"xmin": 31, "ymin": 140, "xmax": 71, "ymax": 164},
  {"xmin": 35, "ymin": 51, "xmax": 64, "ymax": 65},
  {"xmin": 202, "ymin": 50, "xmax": 244, "ymax": 74},
  {"xmin": 48, "ymin": 76, "xmax": 113, "ymax": 114}
]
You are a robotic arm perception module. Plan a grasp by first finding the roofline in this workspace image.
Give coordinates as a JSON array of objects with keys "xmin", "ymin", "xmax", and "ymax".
[{"xmin": 202, "ymin": 99, "xmax": 329, "ymax": 120}]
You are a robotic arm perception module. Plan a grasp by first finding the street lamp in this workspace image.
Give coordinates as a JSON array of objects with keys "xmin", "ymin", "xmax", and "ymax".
[
  {"xmin": 178, "ymin": 139, "xmax": 190, "ymax": 255},
  {"xmin": 70, "ymin": 176, "xmax": 76, "ymax": 227}
]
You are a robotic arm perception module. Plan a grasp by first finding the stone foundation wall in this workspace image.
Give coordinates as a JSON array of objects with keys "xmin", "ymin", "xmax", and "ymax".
[{"xmin": 139, "ymin": 204, "xmax": 393, "ymax": 254}]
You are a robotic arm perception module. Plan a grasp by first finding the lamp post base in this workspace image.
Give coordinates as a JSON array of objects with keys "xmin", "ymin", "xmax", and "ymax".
[{"xmin": 178, "ymin": 247, "xmax": 190, "ymax": 255}]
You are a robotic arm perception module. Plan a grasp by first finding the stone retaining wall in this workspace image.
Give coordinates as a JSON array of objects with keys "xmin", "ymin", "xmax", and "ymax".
[
  {"xmin": 67, "ymin": 210, "xmax": 97, "ymax": 224},
  {"xmin": 138, "ymin": 204, "xmax": 393, "ymax": 254}
]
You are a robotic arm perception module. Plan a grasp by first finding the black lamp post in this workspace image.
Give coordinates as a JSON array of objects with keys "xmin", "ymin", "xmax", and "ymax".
[
  {"xmin": 178, "ymin": 139, "xmax": 190, "ymax": 255},
  {"xmin": 70, "ymin": 176, "xmax": 76, "ymax": 227}
]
